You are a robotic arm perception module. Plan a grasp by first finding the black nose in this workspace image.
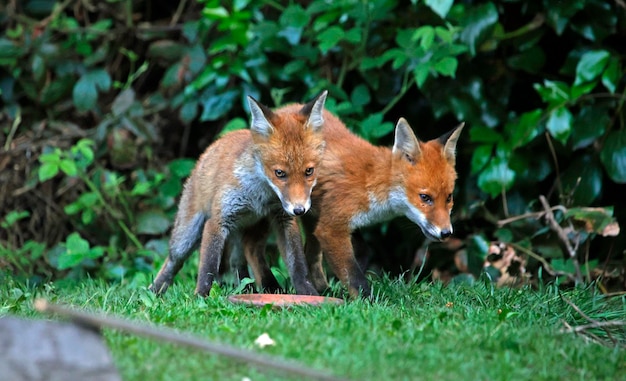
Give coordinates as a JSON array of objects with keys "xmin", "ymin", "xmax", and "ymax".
[
  {"xmin": 293, "ymin": 206, "xmax": 306, "ymax": 216},
  {"xmin": 440, "ymin": 229, "xmax": 452, "ymax": 239}
]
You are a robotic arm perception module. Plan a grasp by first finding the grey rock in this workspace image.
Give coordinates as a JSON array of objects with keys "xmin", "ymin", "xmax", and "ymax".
[{"xmin": 0, "ymin": 316, "xmax": 121, "ymax": 381}]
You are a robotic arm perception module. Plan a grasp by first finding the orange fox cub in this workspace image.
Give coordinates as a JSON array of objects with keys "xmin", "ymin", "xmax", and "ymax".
[
  {"xmin": 242, "ymin": 115, "xmax": 463, "ymax": 298},
  {"xmin": 304, "ymin": 117, "xmax": 464, "ymax": 298},
  {"xmin": 149, "ymin": 91, "xmax": 328, "ymax": 296}
]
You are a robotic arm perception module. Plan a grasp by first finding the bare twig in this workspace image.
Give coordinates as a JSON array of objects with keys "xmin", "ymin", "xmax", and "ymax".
[
  {"xmin": 560, "ymin": 295, "xmax": 625, "ymax": 347},
  {"xmin": 496, "ymin": 205, "xmax": 567, "ymax": 227},
  {"xmin": 539, "ymin": 195, "xmax": 583, "ymax": 284},
  {"xmin": 566, "ymin": 320, "xmax": 626, "ymax": 333},
  {"xmin": 34, "ymin": 299, "xmax": 349, "ymax": 381},
  {"xmin": 170, "ymin": 0, "xmax": 188, "ymax": 26},
  {"xmin": 544, "ymin": 133, "xmax": 563, "ymax": 199}
]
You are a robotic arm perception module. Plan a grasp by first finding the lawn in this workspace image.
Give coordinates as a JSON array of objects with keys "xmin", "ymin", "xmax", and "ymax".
[{"xmin": 1, "ymin": 273, "xmax": 625, "ymax": 381}]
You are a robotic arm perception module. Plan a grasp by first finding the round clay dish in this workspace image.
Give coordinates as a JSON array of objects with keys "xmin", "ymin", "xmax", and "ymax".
[{"xmin": 228, "ymin": 294, "xmax": 344, "ymax": 308}]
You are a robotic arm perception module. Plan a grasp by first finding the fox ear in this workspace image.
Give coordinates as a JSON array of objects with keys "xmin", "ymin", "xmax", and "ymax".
[
  {"xmin": 248, "ymin": 95, "xmax": 275, "ymax": 138},
  {"xmin": 438, "ymin": 122, "xmax": 465, "ymax": 165},
  {"xmin": 299, "ymin": 90, "xmax": 328, "ymax": 132},
  {"xmin": 392, "ymin": 118, "xmax": 421, "ymax": 163}
]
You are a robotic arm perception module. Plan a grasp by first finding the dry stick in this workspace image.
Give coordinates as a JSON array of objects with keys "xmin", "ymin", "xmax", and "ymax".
[
  {"xmin": 538, "ymin": 195, "xmax": 583, "ymax": 284},
  {"xmin": 560, "ymin": 295, "xmax": 624, "ymax": 347},
  {"xmin": 496, "ymin": 205, "xmax": 567, "ymax": 227},
  {"xmin": 34, "ymin": 299, "xmax": 349, "ymax": 381}
]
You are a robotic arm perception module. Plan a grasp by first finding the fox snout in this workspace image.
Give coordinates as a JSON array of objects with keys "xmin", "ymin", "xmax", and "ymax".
[
  {"xmin": 293, "ymin": 205, "xmax": 306, "ymax": 216},
  {"xmin": 283, "ymin": 199, "xmax": 311, "ymax": 217},
  {"xmin": 419, "ymin": 221, "xmax": 453, "ymax": 241},
  {"xmin": 440, "ymin": 228, "xmax": 452, "ymax": 239}
]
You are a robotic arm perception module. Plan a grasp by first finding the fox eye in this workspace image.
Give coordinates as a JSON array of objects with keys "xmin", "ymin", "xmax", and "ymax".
[
  {"xmin": 305, "ymin": 167, "xmax": 314, "ymax": 176},
  {"xmin": 274, "ymin": 169, "xmax": 286, "ymax": 178},
  {"xmin": 446, "ymin": 194, "xmax": 453, "ymax": 203},
  {"xmin": 419, "ymin": 194, "xmax": 433, "ymax": 204}
]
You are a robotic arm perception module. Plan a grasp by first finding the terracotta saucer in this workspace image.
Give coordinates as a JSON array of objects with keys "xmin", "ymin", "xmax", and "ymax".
[{"xmin": 228, "ymin": 294, "xmax": 344, "ymax": 308}]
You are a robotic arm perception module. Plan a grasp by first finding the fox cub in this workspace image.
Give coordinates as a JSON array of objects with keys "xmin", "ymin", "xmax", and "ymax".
[{"xmin": 149, "ymin": 92, "xmax": 328, "ymax": 296}]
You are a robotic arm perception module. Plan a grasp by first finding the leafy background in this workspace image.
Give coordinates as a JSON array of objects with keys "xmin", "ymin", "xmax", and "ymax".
[{"xmin": 1, "ymin": 0, "xmax": 624, "ymax": 290}]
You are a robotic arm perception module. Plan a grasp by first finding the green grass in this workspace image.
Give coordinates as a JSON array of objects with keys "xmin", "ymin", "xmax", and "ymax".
[{"xmin": 1, "ymin": 273, "xmax": 625, "ymax": 381}]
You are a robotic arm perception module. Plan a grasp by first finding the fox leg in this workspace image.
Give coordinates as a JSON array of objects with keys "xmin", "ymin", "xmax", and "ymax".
[
  {"xmin": 195, "ymin": 219, "xmax": 228, "ymax": 297},
  {"xmin": 315, "ymin": 224, "xmax": 371, "ymax": 299},
  {"xmin": 351, "ymin": 231, "xmax": 371, "ymax": 273},
  {"xmin": 242, "ymin": 221, "xmax": 281, "ymax": 293},
  {"xmin": 273, "ymin": 217, "xmax": 318, "ymax": 295},
  {"xmin": 304, "ymin": 231, "xmax": 329, "ymax": 293},
  {"xmin": 150, "ymin": 211, "xmax": 205, "ymax": 295},
  {"xmin": 226, "ymin": 234, "xmax": 250, "ymax": 281}
]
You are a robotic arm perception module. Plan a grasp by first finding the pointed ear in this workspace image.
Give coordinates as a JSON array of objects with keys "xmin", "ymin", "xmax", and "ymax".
[
  {"xmin": 299, "ymin": 90, "xmax": 328, "ymax": 132},
  {"xmin": 247, "ymin": 95, "xmax": 275, "ymax": 138},
  {"xmin": 392, "ymin": 118, "xmax": 421, "ymax": 163},
  {"xmin": 438, "ymin": 122, "xmax": 465, "ymax": 165}
]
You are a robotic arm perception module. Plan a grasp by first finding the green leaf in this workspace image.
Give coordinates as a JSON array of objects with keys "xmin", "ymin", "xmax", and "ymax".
[
  {"xmin": 59, "ymin": 159, "xmax": 77, "ymax": 176},
  {"xmin": 39, "ymin": 151, "xmax": 61, "ymax": 164},
  {"xmin": 570, "ymin": 106, "xmax": 608, "ymax": 150},
  {"xmin": 180, "ymin": 99, "xmax": 198, "ymax": 124},
  {"xmin": 1, "ymin": 210, "xmax": 30, "ymax": 229},
  {"xmin": 546, "ymin": 107, "xmax": 572, "ymax": 145},
  {"xmin": 561, "ymin": 155, "xmax": 603, "ymax": 205},
  {"xmin": 199, "ymin": 89, "xmax": 238, "ymax": 121},
  {"xmin": 350, "ymin": 84, "xmax": 371, "ymax": 108},
  {"xmin": 219, "ymin": 117, "xmax": 247, "ymax": 137},
  {"xmin": 359, "ymin": 113, "xmax": 394, "ymax": 140},
  {"xmin": 477, "ymin": 156, "xmax": 515, "ymax": 197},
  {"xmin": 31, "ymin": 54, "xmax": 45, "ymax": 82},
  {"xmin": 168, "ymin": 158, "xmax": 196, "ymax": 178},
  {"xmin": 544, "ymin": 0, "xmax": 584, "ymax": 35},
  {"xmin": 425, "ymin": 0, "xmax": 454, "ymax": 19},
  {"xmin": 317, "ymin": 26, "xmax": 344, "ymax": 54},
  {"xmin": 533, "ymin": 80, "xmax": 570, "ymax": 105},
  {"xmin": 202, "ymin": 6, "xmax": 229, "ymax": 19},
  {"xmin": 40, "ymin": 76, "xmax": 74, "ymax": 106},
  {"xmin": 601, "ymin": 57, "xmax": 620, "ymax": 93},
  {"xmin": 600, "ymin": 130, "xmax": 626, "ymax": 183},
  {"xmin": 278, "ymin": 5, "xmax": 309, "ymax": 45},
  {"xmin": 413, "ymin": 26, "xmax": 435, "ymax": 50},
  {"xmin": 345, "ymin": 28, "xmax": 361, "ymax": 44},
  {"xmin": 504, "ymin": 109, "xmax": 542, "ymax": 149},
  {"xmin": 131, "ymin": 182, "xmax": 152, "ymax": 196},
  {"xmin": 574, "ymin": 50, "xmax": 610, "ymax": 86},
  {"xmin": 38, "ymin": 162, "xmax": 59, "ymax": 182},
  {"xmin": 434, "ymin": 57, "xmax": 457, "ymax": 77},
  {"xmin": 570, "ymin": 81, "xmax": 596, "ymax": 101},
  {"xmin": 507, "ymin": 45, "xmax": 545, "ymax": 74},
  {"xmin": 413, "ymin": 63, "xmax": 430, "ymax": 88},
  {"xmin": 81, "ymin": 208, "xmax": 95, "ymax": 225},
  {"xmin": 470, "ymin": 127, "xmax": 502, "ymax": 144},
  {"xmin": 57, "ymin": 232, "xmax": 91, "ymax": 269},
  {"xmin": 73, "ymin": 139, "xmax": 95, "ymax": 167},
  {"xmin": 112, "ymin": 89, "xmax": 135, "ymax": 116},
  {"xmin": 470, "ymin": 144, "xmax": 493, "ymax": 174},
  {"xmin": 459, "ymin": 2, "xmax": 499, "ymax": 56},
  {"xmin": 0, "ymin": 38, "xmax": 23, "ymax": 60},
  {"xmin": 136, "ymin": 209, "xmax": 172, "ymax": 235},
  {"xmin": 147, "ymin": 40, "xmax": 186, "ymax": 62},
  {"xmin": 73, "ymin": 69, "xmax": 112, "ymax": 112},
  {"xmin": 569, "ymin": 2, "xmax": 617, "ymax": 42}
]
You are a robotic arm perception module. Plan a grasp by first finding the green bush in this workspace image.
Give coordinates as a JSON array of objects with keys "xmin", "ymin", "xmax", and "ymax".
[{"xmin": 0, "ymin": 0, "xmax": 624, "ymax": 286}]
